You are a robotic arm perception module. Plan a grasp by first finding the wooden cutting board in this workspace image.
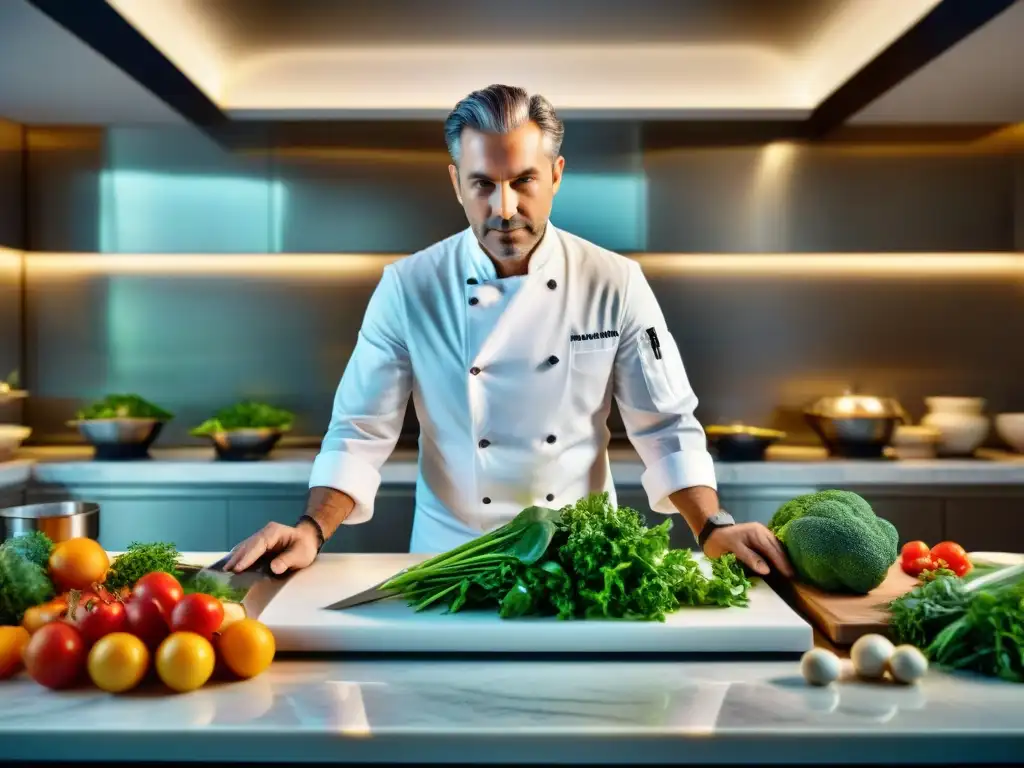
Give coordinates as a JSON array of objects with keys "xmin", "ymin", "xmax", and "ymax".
[{"xmin": 770, "ymin": 562, "xmax": 919, "ymax": 646}]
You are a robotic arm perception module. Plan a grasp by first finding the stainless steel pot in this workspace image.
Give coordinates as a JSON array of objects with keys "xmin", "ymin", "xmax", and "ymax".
[
  {"xmin": 0, "ymin": 501, "xmax": 100, "ymax": 543},
  {"xmin": 804, "ymin": 394, "xmax": 907, "ymax": 459}
]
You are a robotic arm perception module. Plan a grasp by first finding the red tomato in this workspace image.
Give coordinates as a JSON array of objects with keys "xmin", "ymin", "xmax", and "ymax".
[
  {"xmin": 900, "ymin": 541, "xmax": 931, "ymax": 565},
  {"xmin": 74, "ymin": 595, "xmax": 128, "ymax": 647},
  {"xmin": 23, "ymin": 622, "xmax": 86, "ymax": 689},
  {"xmin": 169, "ymin": 594, "xmax": 225, "ymax": 641},
  {"xmin": 124, "ymin": 597, "xmax": 170, "ymax": 650},
  {"xmin": 931, "ymin": 541, "xmax": 972, "ymax": 576},
  {"xmin": 902, "ymin": 555, "xmax": 937, "ymax": 578},
  {"xmin": 132, "ymin": 572, "xmax": 183, "ymax": 617}
]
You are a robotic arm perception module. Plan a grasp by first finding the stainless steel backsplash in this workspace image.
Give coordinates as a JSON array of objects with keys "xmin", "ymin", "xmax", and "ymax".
[{"xmin": 17, "ymin": 121, "xmax": 1024, "ymax": 446}]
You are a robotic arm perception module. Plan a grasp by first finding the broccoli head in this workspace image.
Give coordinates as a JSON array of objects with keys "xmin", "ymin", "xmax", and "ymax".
[{"xmin": 768, "ymin": 490, "xmax": 898, "ymax": 594}]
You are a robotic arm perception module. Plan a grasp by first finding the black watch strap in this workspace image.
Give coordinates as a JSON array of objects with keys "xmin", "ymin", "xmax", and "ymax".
[
  {"xmin": 296, "ymin": 514, "xmax": 326, "ymax": 553},
  {"xmin": 698, "ymin": 512, "xmax": 735, "ymax": 550}
]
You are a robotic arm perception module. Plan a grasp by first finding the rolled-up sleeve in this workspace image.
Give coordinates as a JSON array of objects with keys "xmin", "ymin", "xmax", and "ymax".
[
  {"xmin": 308, "ymin": 264, "xmax": 412, "ymax": 524},
  {"xmin": 613, "ymin": 261, "xmax": 717, "ymax": 514}
]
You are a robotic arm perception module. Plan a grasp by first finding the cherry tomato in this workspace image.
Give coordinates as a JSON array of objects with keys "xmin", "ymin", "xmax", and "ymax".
[
  {"xmin": 931, "ymin": 541, "xmax": 972, "ymax": 576},
  {"xmin": 902, "ymin": 555, "xmax": 937, "ymax": 578},
  {"xmin": 218, "ymin": 619, "xmax": 276, "ymax": 679},
  {"xmin": 0, "ymin": 626, "xmax": 30, "ymax": 680},
  {"xmin": 169, "ymin": 594, "xmax": 224, "ymax": 641},
  {"xmin": 155, "ymin": 632, "xmax": 215, "ymax": 692},
  {"xmin": 132, "ymin": 572, "xmax": 183, "ymax": 617},
  {"xmin": 900, "ymin": 541, "xmax": 931, "ymax": 565},
  {"xmin": 124, "ymin": 597, "xmax": 169, "ymax": 650},
  {"xmin": 48, "ymin": 538, "xmax": 109, "ymax": 592},
  {"xmin": 88, "ymin": 632, "xmax": 149, "ymax": 693},
  {"xmin": 23, "ymin": 622, "xmax": 86, "ymax": 689},
  {"xmin": 74, "ymin": 595, "xmax": 128, "ymax": 647}
]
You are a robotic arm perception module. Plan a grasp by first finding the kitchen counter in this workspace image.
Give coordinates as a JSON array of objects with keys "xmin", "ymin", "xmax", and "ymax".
[
  {"xmin": 0, "ymin": 656, "xmax": 1020, "ymax": 764},
  {"xmin": 11, "ymin": 445, "xmax": 1024, "ymax": 487},
  {"xmin": 0, "ymin": 458, "xmax": 31, "ymax": 489}
]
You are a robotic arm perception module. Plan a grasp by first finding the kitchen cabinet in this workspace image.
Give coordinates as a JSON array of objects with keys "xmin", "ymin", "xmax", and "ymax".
[
  {"xmin": 0, "ymin": 488, "xmax": 23, "ymax": 510},
  {"xmin": 92, "ymin": 499, "xmax": 229, "ymax": 551},
  {"xmin": 227, "ymin": 487, "xmax": 417, "ymax": 554},
  {"xmin": 944, "ymin": 497, "xmax": 1024, "ymax": 553}
]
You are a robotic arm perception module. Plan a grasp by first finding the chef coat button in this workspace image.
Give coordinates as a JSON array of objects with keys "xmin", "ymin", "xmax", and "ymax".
[
  {"xmin": 478, "ymin": 439, "xmax": 490, "ymax": 448},
  {"xmin": 548, "ymin": 355, "xmax": 559, "ymax": 366},
  {"xmin": 470, "ymin": 366, "xmax": 481, "ymax": 375},
  {"xmin": 547, "ymin": 279, "xmax": 557, "ymax": 290},
  {"xmin": 546, "ymin": 434, "xmax": 557, "ymax": 444},
  {"xmin": 546, "ymin": 494, "xmax": 555, "ymax": 502},
  {"xmin": 482, "ymin": 497, "xmax": 491, "ymax": 504},
  {"xmin": 468, "ymin": 297, "xmax": 479, "ymax": 306},
  {"xmin": 467, "ymin": 277, "xmax": 478, "ymax": 285}
]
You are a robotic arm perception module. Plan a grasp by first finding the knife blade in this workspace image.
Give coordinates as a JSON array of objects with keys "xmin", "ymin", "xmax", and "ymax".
[{"xmin": 323, "ymin": 569, "xmax": 408, "ymax": 611}]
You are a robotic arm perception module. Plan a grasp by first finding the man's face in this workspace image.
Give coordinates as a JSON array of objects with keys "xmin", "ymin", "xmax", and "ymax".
[{"xmin": 449, "ymin": 122, "xmax": 564, "ymax": 266}]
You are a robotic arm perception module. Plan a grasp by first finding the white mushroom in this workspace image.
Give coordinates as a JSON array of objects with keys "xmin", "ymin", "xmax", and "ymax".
[
  {"xmin": 887, "ymin": 644, "xmax": 929, "ymax": 684},
  {"xmin": 850, "ymin": 634, "xmax": 894, "ymax": 679},
  {"xmin": 801, "ymin": 648, "xmax": 842, "ymax": 686}
]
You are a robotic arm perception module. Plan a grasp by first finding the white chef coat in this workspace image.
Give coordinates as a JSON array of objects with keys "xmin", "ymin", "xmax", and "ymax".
[{"xmin": 308, "ymin": 223, "xmax": 717, "ymax": 553}]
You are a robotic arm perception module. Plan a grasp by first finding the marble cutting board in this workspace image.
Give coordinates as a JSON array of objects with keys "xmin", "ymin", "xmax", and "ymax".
[{"xmin": 242, "ymin": 553, "xmax": 814, "ymax": 654}]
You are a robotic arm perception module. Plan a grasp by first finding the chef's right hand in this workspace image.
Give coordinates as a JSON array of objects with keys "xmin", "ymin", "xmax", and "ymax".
[{"xmin": 223, "ymin": 521, "xmax": 320, "ymax": 575}]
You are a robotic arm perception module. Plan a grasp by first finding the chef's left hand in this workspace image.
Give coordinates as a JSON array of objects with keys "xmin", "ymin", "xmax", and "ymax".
[{"xmin": 703, "ymin": 522, "xmax": 794, "ymax": 577}]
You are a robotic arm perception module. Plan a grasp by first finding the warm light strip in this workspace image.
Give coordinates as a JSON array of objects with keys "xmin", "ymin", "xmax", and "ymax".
[
  {"xmin": 22, "ymin": 251, "xmax": 1024, "ymax": 279},
  {"xmin": 0, "ymin": 246, "xmax": 23, "ymax": 271}
]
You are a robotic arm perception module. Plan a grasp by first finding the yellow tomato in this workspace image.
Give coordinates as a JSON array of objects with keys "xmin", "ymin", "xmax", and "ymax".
[
  {"xmin": 0, "ymin": 625, "xmax": 30, "ymax": 679},
  {"xmin": 88, "ymin": 632, "xmax": 149, "ymax": 693},
  {"xmin": 21, "ymin": 598, "xmax": 66, "ymax": 634},
  {"xmin": 218, "ymin": 619, "xmax": 276, "ymax": 679},
  {"xmin": 217, "ymin": 600, "xmax": 247, "ymax": 632},
  {"xmin": 156, "ymin": 632, "xmax": 215, "ymax": 692},
  {"xmin": 48, "ymin": 538, "xmax": 109, "ymax": 592}
]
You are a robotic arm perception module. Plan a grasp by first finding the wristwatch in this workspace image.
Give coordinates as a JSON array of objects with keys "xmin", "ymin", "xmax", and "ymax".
[
  {"xmin": 296, "ymin": 514, "xmax": 326, "ymax": 554},
  {"xmin": 697, "ymin": 510, "xmax": 735, "ymax": 551}
]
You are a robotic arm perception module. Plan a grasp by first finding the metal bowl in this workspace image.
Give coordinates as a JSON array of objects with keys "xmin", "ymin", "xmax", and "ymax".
[
  {"xmin": 206, "ymin": 428, "xmax": 284, "ymax": 461},
  {"xmin": 67, "ymin": 418, "xmax": 164, "ymax": 460},
  {"xmin": 804, "ymin": 394, "xmax": 907, "ymax": 459},
  {"xmin": 706, "ymin": 424, "xmax": 786, "ymax": 462},
  {"xmin": 1, "ymin": 501, "xmax": 100, "ymax": 543}
]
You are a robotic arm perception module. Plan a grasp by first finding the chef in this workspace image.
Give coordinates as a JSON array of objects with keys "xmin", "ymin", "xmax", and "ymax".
[{"xmin": 226, "ymin": 84, "xmax": 792, "ymax": 580}]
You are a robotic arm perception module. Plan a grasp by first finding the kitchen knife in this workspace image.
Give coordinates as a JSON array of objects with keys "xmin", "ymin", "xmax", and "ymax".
[{"xmin": 323, "ymin": 571, "xmax": 407, "ymax": 610}]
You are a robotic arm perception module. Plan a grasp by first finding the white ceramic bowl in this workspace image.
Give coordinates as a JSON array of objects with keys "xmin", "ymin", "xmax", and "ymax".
[
  {"xmin": 995, "ymin": 413, "xmax": 1024, "ymax": 453},
  {"xmin": 0, "ymin": 425, "xmax": 31, "ymax": 460}
]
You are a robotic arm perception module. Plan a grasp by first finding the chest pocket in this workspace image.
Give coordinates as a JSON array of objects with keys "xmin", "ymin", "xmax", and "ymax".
[{"xmin": 569, "ymin": 337, "xmax": 618, "ymax": 408}]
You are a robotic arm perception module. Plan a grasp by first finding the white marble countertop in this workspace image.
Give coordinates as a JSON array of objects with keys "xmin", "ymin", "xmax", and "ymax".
[
  {"xmin": 5, "ymin": 445, "xmax": 1024, "ymax": 487},
  {"xmin": 0, "ymin": 657, "xmax": 1020, "ymax": 764}
]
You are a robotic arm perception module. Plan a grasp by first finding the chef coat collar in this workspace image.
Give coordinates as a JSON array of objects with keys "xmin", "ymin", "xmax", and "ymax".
[{"xmin": 465, "ymin": 222, "xmax": 559, "ymax": 282}]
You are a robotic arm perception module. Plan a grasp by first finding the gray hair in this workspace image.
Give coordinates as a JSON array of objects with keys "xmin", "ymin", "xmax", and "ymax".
[{"xmin": 444, "ymin": 84, "xmax": 565, "ymax": 164}]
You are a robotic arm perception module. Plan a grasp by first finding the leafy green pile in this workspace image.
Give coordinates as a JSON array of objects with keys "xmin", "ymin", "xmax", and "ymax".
[
  {"xmin": 0, "ymin": 544, "xmax": 56, "ymax": 624},
  {"xmin": 889, "ymin": 564, "xmax": 1024, "ymax": 682},
  {"xmin": 190, "ymin": 400, "xmax": 294, "ymax": 436},
  {"xmin": 76, "ymin": 393, "xmax": 173, "ymax": 421},
  {"xmin": 105, "ymin": 541, "xmax": 181, "ymax": 589},
  {"xmin": 1, "ymin": 531, "xmax": 54, "ymax": 568},
  {"xmin": 106, "ymin": 541, "xmax": 246, "ymax": 601},
  {"xmin": 380, "ymin": 493, "xmax": 751, "ymax": 621}
]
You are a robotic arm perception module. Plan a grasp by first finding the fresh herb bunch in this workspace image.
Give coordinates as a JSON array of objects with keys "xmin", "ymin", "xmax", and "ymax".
[
  {"xmin": 0, "ymin": 546, "xmax": 56, "ymax": 624},
  {"xmin": 76, "ymin": 393, "xmax": 173, "ymax": 421},
  {"xmin": 381, "ymin": 493, "xmax": 751, "ymax": 622},
  {"xmin": 0, "ymin": 531, "xmax": 55, "ymax": 568},
  {"xmin": 190, "ymin": 400, "xmax": 295, "ymax": 436},
  {"xmin": 105, "ymin": 541, "xmax": 181, "ymax": 589},
  {"xmin": 889, "ymin": 564, "xmax": 1024, "ymax": 682}
]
